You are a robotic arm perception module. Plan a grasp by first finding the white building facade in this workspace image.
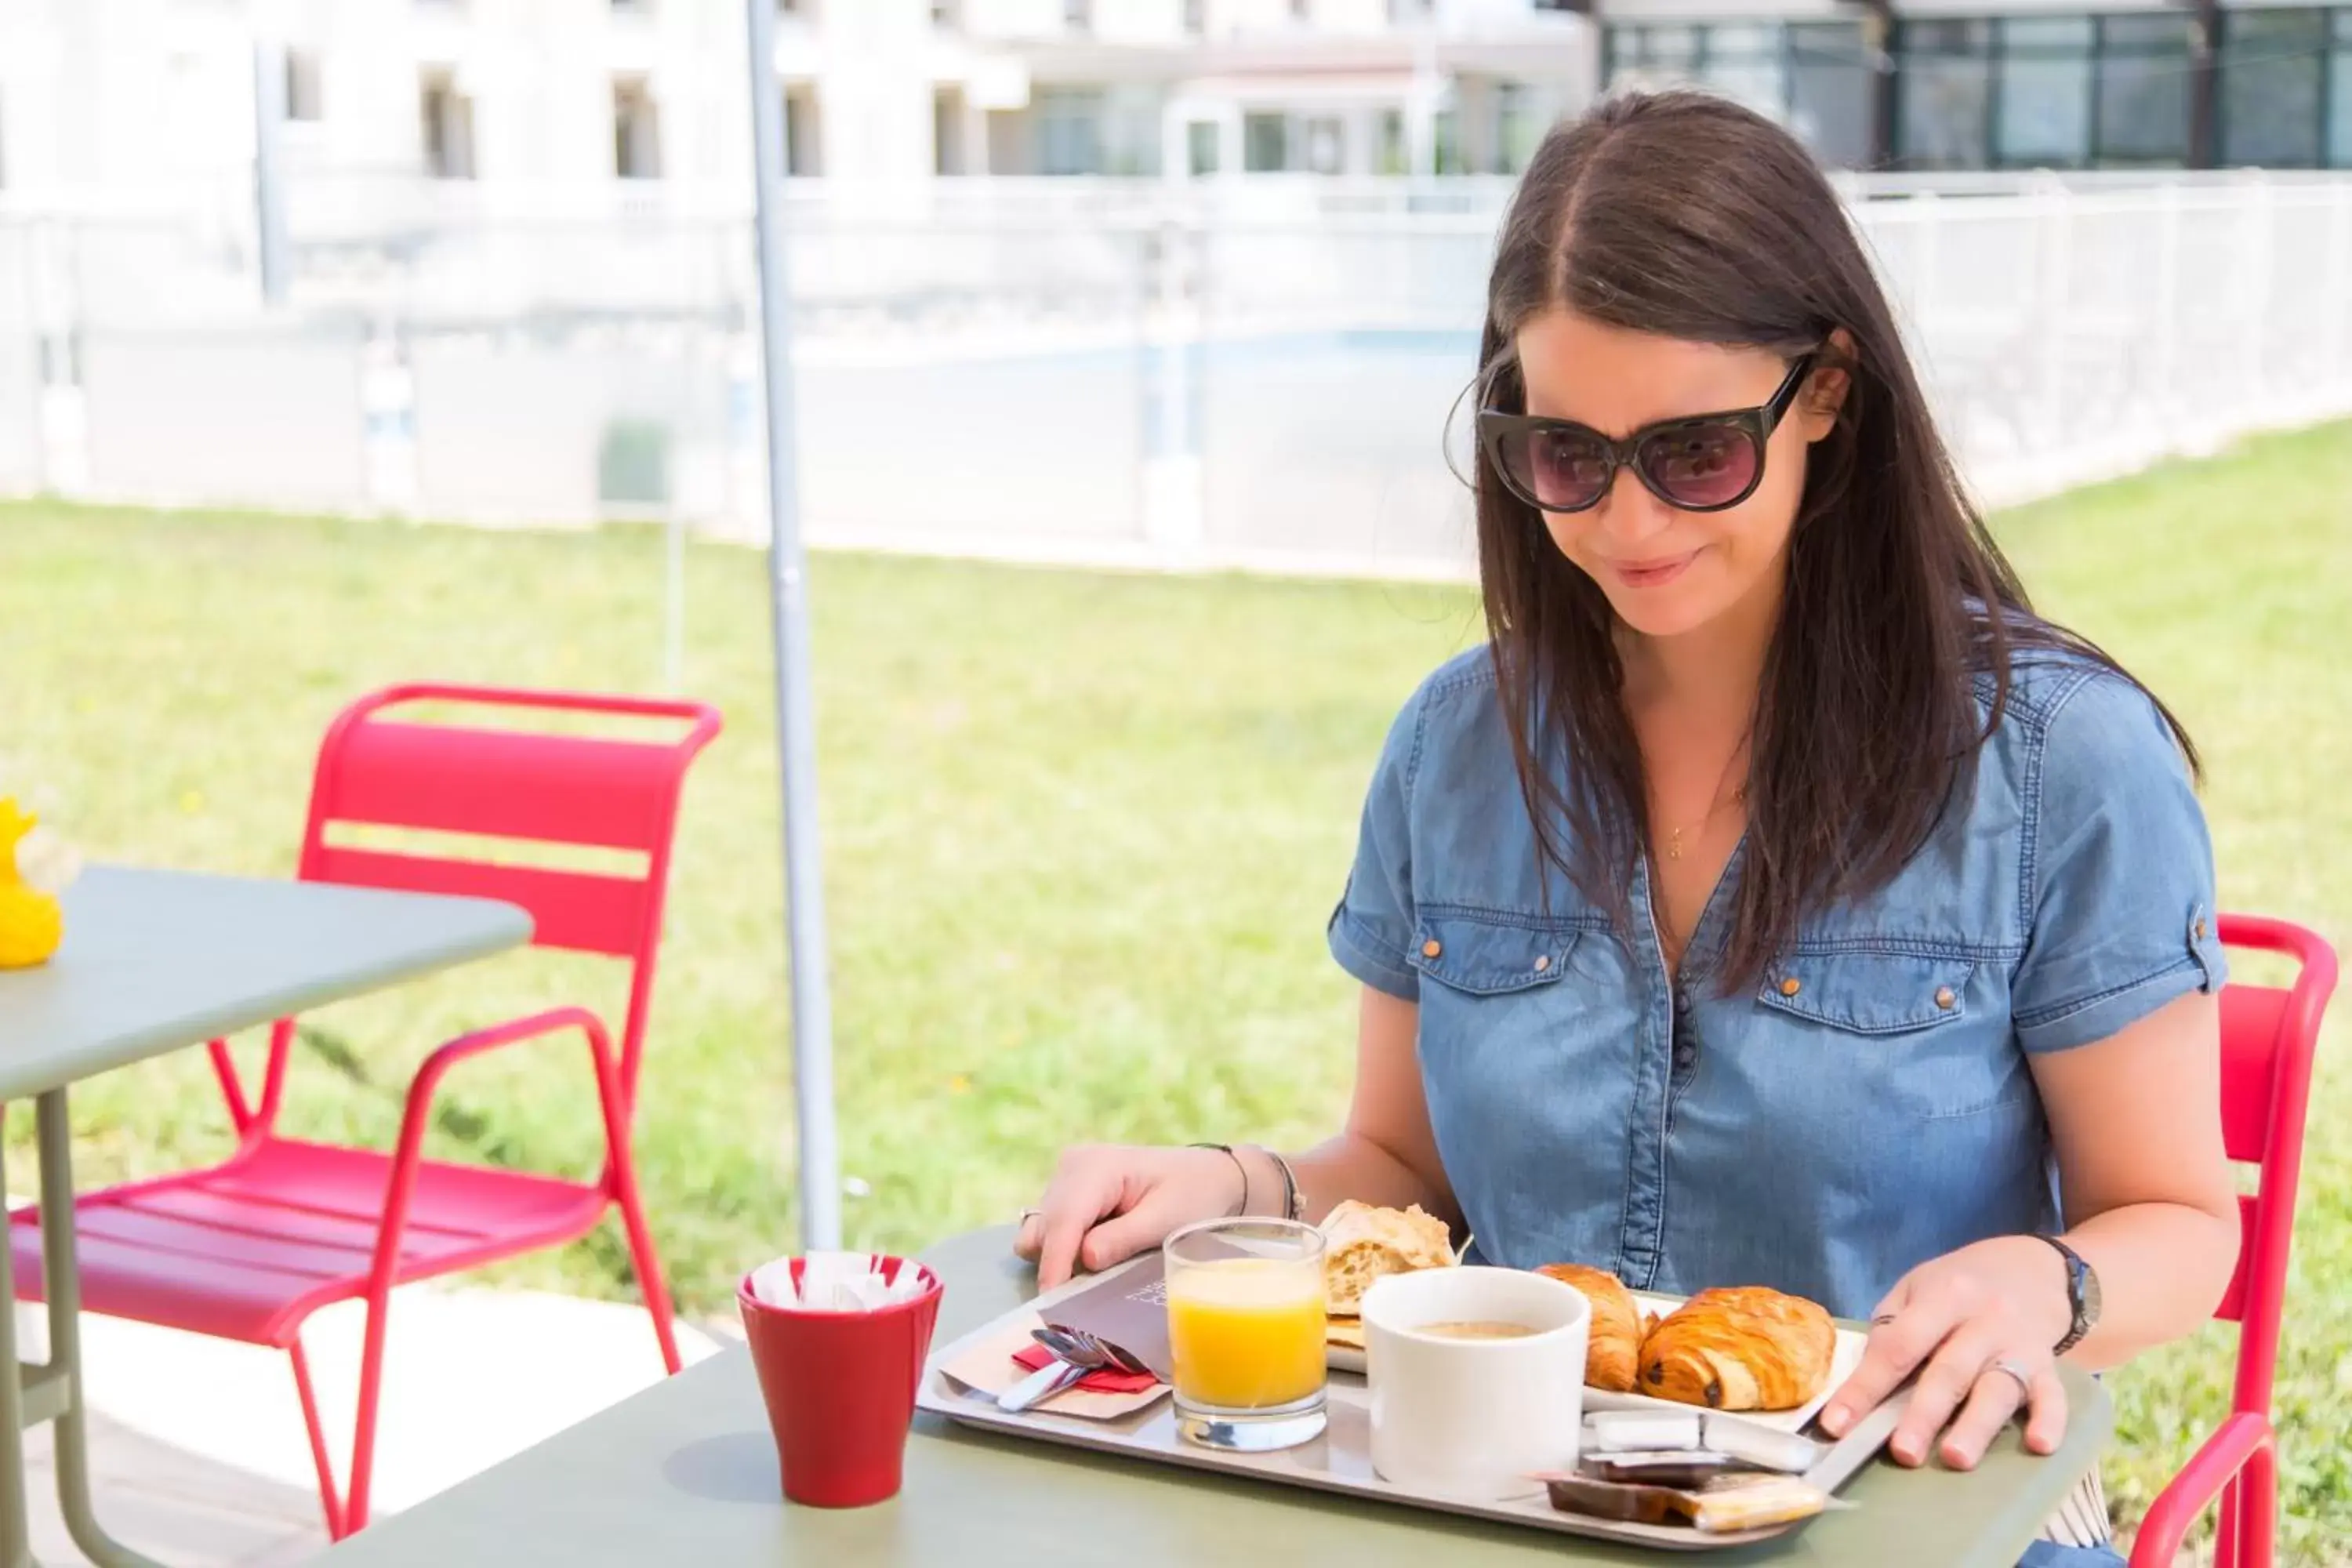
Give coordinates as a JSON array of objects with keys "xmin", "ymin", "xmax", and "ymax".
[{"xmin": 0, "ymin": 0, "xmax": 1598, "ymax": 205}]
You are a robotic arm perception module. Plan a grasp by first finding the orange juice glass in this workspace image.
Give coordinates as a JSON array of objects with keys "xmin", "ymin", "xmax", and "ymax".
[{"xmin": 1165, "ymin": 1218, "xmax": 1327, "ymax": 1452}]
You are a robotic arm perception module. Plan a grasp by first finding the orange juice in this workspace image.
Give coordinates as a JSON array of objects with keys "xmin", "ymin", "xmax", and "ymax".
[{"xmin": 1167, "ymin": 1258, "xmax": 1327, "ymax": 1410}]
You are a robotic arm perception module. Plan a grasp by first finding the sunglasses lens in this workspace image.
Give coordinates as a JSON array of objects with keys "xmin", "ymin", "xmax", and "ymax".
[
  {"xmin": 1501, "ymin": 425, "xmax": 1612, "ymax": 510},
  {"xmin": 1638, "ymin": 423, "xmax": 1760, "ymax": 510}
]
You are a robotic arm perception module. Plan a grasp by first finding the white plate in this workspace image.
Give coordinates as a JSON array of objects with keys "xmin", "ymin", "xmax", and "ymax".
[{"xmin": 1327, "ymin": 1288, "xmax": 1867, "ymax": 1439}]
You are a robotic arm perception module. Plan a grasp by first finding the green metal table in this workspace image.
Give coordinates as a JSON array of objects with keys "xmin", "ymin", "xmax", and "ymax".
[
  {"xmin": 1, "ymin": 866, "xmax": 532, "ymax": 1568},
  {"xmin": 309, "ymin": 1225, "xmax": 2111, "ymax": 1568}
]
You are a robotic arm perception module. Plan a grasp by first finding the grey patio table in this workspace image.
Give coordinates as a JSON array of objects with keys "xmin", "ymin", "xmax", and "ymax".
[
  {"xmin": 308, "ymin": 1225, "xmax": 2112, "ymax": 1568},
  {"xmin": 1, "ymin": 865, "xmax": 532, "ymax": 1568}
]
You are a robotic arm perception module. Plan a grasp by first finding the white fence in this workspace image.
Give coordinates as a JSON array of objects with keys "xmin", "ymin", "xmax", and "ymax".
[{"xmin": 2, "ymin": 171, "xmax": 2349, "ymax": 580}]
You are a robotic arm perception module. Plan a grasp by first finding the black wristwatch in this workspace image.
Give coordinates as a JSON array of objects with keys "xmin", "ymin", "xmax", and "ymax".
[{"xmin": 2035, "ymin": 1234, "xmax": 2101, "ymax": 1356}]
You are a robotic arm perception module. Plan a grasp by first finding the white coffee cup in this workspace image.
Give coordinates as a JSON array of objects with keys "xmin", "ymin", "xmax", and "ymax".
[{"xmin": 1360, "ymin": 1265, "xmax": 1588, "ymax": 1501}]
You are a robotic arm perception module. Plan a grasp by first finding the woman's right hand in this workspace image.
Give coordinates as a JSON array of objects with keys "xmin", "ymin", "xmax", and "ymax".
[{"xmin": 1012, "ymin": 1143, "xmax": 1252, "ymax": 1290}]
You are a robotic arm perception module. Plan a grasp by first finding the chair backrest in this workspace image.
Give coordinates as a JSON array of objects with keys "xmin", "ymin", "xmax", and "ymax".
[
  {"xmin": 2209, "ymin": 914, "xmax": 2337, "ymax": 1420},
  {"xmin": 294, "ymin": 684, "xmax": 720, "ymax": 1102}
]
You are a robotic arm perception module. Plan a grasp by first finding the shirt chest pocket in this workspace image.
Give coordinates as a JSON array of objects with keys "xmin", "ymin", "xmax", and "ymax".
[
  {"xmin": 1752, "ymin": 949, "xmax": 2029, "ymax": 1120},
  {"xmin": 1409, "ymin": 912, "xmax": 1586, "ymax": 995}
]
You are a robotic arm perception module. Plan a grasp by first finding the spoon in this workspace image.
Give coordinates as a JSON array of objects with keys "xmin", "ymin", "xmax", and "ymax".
[{"xmin": 996, "ymin": 1327, "xmax": 1120, "ymax": 1414}]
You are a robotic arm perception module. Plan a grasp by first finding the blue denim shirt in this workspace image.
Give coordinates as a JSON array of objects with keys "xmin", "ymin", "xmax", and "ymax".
[{"xmin": 1327, "ymin": 645, "xmax": 2226, "ymax": 1321}]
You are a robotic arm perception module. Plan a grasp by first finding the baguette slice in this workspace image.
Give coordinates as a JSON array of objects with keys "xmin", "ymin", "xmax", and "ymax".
[{"xmin": 1319, "ymin": 1199, "xmax": 1455, "ymax": 1315}]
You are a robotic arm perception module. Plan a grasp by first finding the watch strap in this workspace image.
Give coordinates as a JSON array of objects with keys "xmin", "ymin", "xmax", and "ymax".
[{"xmin": 2035, "ymin": 1233, "xmax": 2096, "ymax": 1356}]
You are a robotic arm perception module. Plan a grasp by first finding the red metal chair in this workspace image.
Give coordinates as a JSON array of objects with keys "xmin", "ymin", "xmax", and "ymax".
[
  {"xmin": 6, "ymin": 684, "xmax": 721, "ymax": 1538},
  {"xmin": 2129, "ymin": 914, "xmax": 2337, "ymax": 1568}
]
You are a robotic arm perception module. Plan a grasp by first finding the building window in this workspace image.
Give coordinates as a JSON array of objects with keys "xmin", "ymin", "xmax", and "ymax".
[
  {"xmin": 419, "ymin": 71, "xmax": 476, "ymax": 179},
  {"xmin": 612, "ymin": 0, "xmax": 652, "ymax": 11},
  {"xmin": 1037, "ymin": 89, "xmax": 1104, "ymax": 175},
  {"xmin": 2331, "ymin": 10, "xmax": 2352, "ymax": 168},
  {"xmin": 1184, "ymin": 0, "xmax": 1206, "ymax": 32},
  {"xmin": 614, "ymin": 77, "xmax": 661, "ymax": 180},
  {"xmin": 931, "ymin": 0, "xmax": 959, "ymax": 25},
  {"xmin": 1993, "ymin": 16, "xmax": 2092, "ymax": 168},
  {"xmin": 783, "ymin": 85, "xmax": 820, "ymax": 176},
  {"xmin": 1496, "ymin": 82, "xmax": 1541, "ymax": 173},
  {"xmin": 2092, "ymin": 13, "xmax": 2191, "ymax": 166},
  {"xmin": 1788, "ymin": 22, "xmax": 1871, "ymax": 168},
  {"xmin": 935, "ymin": 87, "xmax": 965, "ymax": 174},
  {"xmin": 1388, "ymin": 0, "xmax": 1433, "ymax": 22},
  {"xmin": 1243, "ymin": 112, "xmax": 1289, "ymax": 172},
  {"xmin": 1696, "ymin": 22, "xmax": 1786, "ymax": 118},
  {"xmin": 1608, "ymin": 22, "xmax": 1701, "ymax": 81},
  {"xmin": 1305, "ymin": 115, "xmax": 1343, "ymax": 173},
  {"xmin": 1603, "ymin": 20, "xmax": 1869, "ymax": 167},
  {"xmin": 1187, "ymin": 120, "xmax": 1220, "ymax": 176},
  {"xmin": 1292, "ymin": 0, "xmax": 1310, "ymax": 19},
  {"xmin": 1064, "ymin": 0, "xmax": 1091, "ymax": 32},
  {"xmin": 1896, "ymin": 20, "xmax": 1993, "ymax": 169},
  {"xmin": 285, "ymin": 49, "xmax": 324, "ymax": 122},
  {"xmin": 1377, "ymin": 107, "xmax": 1406, "ymax": 174},
  {"xmin": 2221, "ymin": 9, "xmax": 2327, "ymax": 167},
  {"xmin": 1433, "ymin": 107, "xmax": 1465, "ymax": 173}
]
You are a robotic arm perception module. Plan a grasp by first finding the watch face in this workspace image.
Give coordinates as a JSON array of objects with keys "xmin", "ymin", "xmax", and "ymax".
[{"xmin": 2077, "ymin": 1255, "xmax": 2102, "ymax": 1327}]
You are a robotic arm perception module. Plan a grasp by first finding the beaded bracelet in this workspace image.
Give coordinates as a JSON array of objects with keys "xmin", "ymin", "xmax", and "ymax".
[{"xmin": 1242, "ymin": 1142, "xmax": 1305, "ymax": 1223}]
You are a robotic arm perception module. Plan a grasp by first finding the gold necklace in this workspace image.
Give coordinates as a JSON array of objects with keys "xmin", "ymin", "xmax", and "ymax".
[{"xmin": 1663, "ymin": 786, "xmax": 1746, "ymax": 862}]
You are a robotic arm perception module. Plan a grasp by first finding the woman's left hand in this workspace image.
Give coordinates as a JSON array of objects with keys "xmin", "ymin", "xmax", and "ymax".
[{"xmin": 1815, "ymin": 1236, "xmax": 2074, "ymax": 1469}]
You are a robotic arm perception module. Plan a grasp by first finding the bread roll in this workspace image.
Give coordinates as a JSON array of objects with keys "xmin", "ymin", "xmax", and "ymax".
[
  {"xmin": 1534, "ymin": 1262, "xmax": 1642, "ymax": 1392},
  {"xmin": 1636, "ymin": 1287, "xmax": 1835, "ymax": 1411},
  {"xmin": 1319, "ymin": 1200, "xmax": 1454, "ymax": 1314}
]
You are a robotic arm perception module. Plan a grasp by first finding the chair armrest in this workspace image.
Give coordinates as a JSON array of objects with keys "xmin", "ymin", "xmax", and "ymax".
[
  {"xmin": 366, "ymin": 1007, "xmax": 632, "ymax": 1290},
  {"xmin": 2129, "ymin": 1411, "xmax": 2272, "ymax": 1567}
]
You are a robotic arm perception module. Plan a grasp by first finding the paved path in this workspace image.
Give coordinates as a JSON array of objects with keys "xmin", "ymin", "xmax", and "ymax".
[{"xmin": 13, "ymin": 1290, "xmax": 732, "ymax": 1564}]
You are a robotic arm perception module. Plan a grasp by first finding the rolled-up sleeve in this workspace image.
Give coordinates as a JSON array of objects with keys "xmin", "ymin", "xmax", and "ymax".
[
  {"xmin": 2012, "ymin": 670, "xmax": 2228, "ymax": 1054},
  {"xmin": 1327, "ymin": 683, "xmax": 1426, "ymax": 1001}
]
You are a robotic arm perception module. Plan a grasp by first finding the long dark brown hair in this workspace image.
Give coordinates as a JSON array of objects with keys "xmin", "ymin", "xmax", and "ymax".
[{"xmin": 1475, "ymin": 89, "xmax": 2196, "ymax": 992}]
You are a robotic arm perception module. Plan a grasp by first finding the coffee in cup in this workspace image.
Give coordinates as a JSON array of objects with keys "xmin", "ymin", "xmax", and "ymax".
[{"xmin": 1360, "ymin": 1266, "xmax": 1589, "ymax": 1501}]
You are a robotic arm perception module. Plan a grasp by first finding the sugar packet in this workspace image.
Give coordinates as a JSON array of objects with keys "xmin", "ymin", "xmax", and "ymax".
[{"xmin": 748, "ymin": 1251, "xmax": 930, "ymax": 1312}]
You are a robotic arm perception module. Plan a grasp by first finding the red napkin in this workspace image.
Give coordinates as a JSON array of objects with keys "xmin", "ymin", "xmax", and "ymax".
[{"xmin": 1010, "ymin": 1343, "xmax": 1160, "ymax": 1395}]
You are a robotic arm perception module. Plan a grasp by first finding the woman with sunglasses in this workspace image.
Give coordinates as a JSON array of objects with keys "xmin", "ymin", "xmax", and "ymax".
[{"xmin": 1016, "ymin": 91, "xmax": 2235, "ymax": 1563}]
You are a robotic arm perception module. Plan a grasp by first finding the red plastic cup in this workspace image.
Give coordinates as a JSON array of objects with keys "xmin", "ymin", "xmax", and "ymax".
[{"xmin": 737, "ymin": 1255, "xmax": 945, "ymax": 1508}]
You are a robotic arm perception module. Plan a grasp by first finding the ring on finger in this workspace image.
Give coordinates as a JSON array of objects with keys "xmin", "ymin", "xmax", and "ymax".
[
  {"xmin": 1018, "ymin": 1207, "xmax": 1042, "ymax": 1225},
  {"xmin": 1981, "ymin": 1355, "xmax": 2035, "ymax": 1399}
]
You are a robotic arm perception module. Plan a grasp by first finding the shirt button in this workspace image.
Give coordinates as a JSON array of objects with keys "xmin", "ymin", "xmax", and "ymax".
[
  {"xmin": 1935, "ymin": 985, "xmax": 1957, "ymax": 1010},
  {"xmin": 2193, "ymin": 916, "xmax": 2208, "ymax": 942},
  {"xmin": 1674, "ymin": 986, "xmax": 1692, "ymax": 1014},
  {"xmin": 1674, "ymin": 1044, "xmax": 1697, "ymax": 1069},
  {"xmin": 1421, "ymin": 938, "xmax": 1443, "ymax": 959},
  {"xmin": 1779, "ymin": 976, "xmax": 1802, "ymax": 997},
  {"xmin": 1533, "ymin": 954, "xmax": 1551, "ymax": 973}
]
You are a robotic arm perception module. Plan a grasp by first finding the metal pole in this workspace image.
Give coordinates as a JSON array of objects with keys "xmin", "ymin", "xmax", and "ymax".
[
  {"xmin": 743, "ymin": 0, "xmax": 840, "ymax": 1253},
  {"xmin": 252, "ymin": 37, "xmax": 290, "ymax": 309}
]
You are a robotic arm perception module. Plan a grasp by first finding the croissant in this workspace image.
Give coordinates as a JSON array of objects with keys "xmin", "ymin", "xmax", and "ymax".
[
  {"xmin": 1534, "ymin": 1262, "xmax": 1642, "ymax": 1392},
  {"xmin": 1637, "ymin": 1287, "xmax": 1835, "ymax": 1411}
]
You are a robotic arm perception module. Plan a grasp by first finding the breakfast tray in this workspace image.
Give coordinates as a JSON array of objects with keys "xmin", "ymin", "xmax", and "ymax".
[{"xmin": 916, "ymin": 1252, "xmax": 1910, "ymax": 1552}]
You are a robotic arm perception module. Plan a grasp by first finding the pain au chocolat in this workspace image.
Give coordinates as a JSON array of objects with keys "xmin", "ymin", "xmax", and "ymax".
[{"xmin": 1636, "ymin": 1287, "xmax": 1835, "ymax": 1412}]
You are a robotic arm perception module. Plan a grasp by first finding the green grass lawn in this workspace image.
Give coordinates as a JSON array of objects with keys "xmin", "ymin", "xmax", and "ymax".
[{"xmin": 3, "ymin": 423, "xmax": 2348, "ymax": 1555}]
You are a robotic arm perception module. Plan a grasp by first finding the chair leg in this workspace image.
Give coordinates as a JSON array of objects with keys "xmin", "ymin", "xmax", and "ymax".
[
  {"xmin": 2216, "ymin": 1474, "xmax": 2240, "ymax": 1568},
  {"xmin": 2239, "ymin": 1436, "xmax": 2277, "ymax": 1568},
  {"xmin": 287, "ymin": 1342, "xmax": 347, "ymax": 1541},
  {"xmin": 611, "ymin": 1162, "xmax": 682, "ymax": 1375},
  {"xmin": 341, "ymin": 1291, "xmax": 395, "ymax": 1535}
]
